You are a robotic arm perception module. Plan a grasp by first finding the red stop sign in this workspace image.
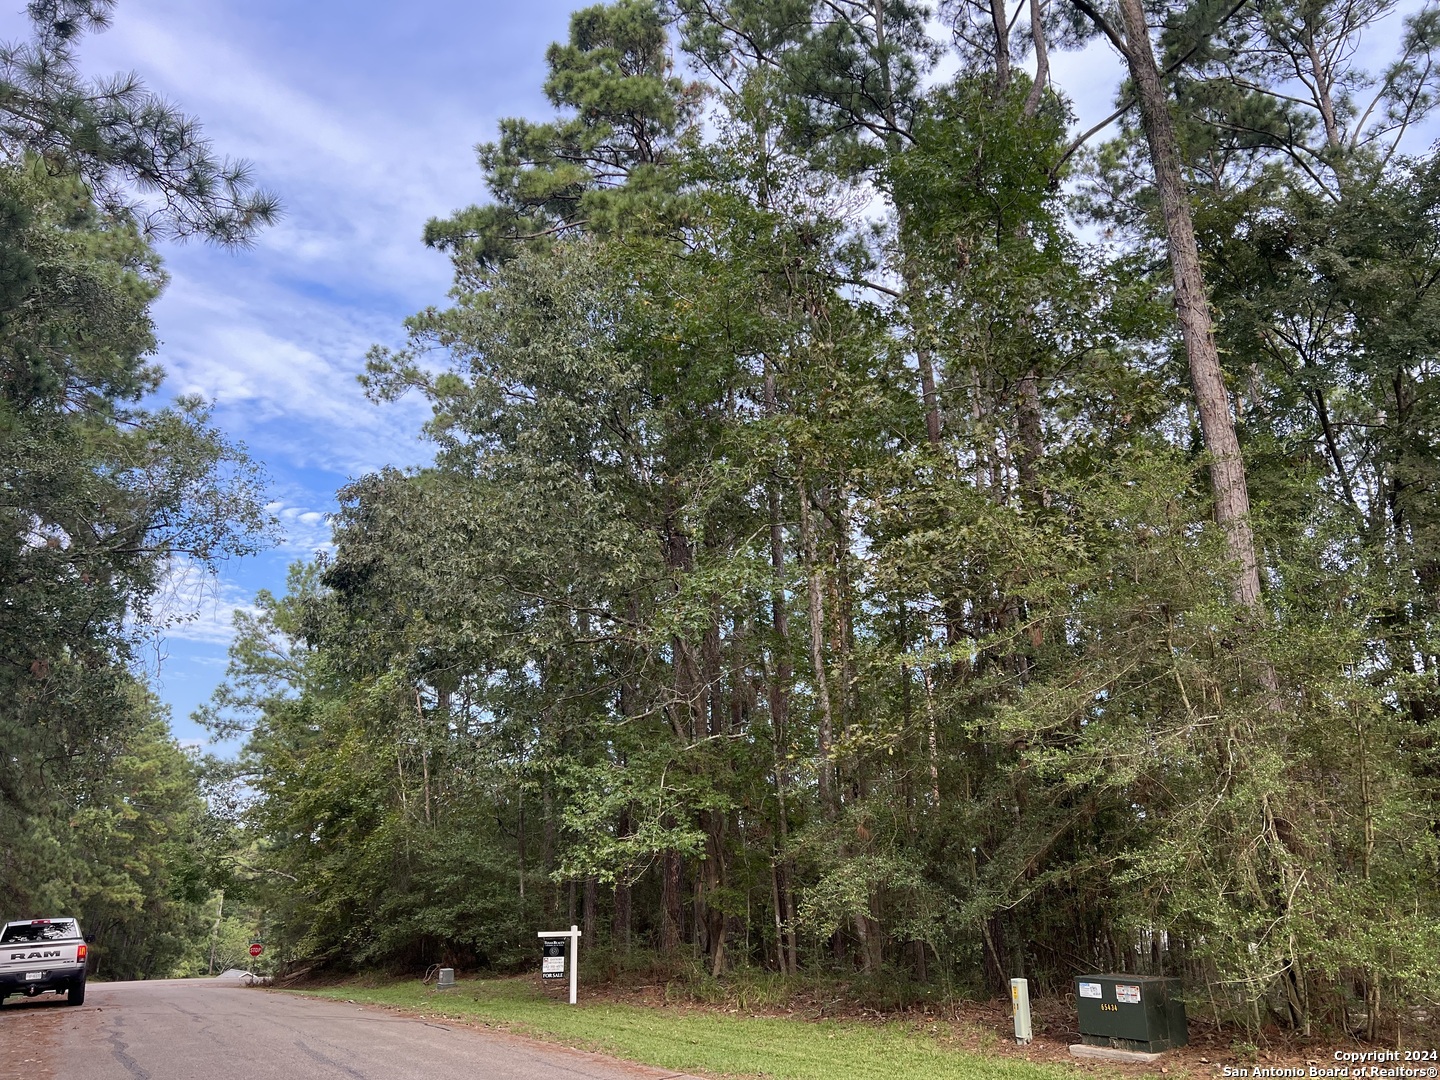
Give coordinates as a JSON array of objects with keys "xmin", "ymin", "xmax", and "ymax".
[{"xmin": 249, "ymin": 943, "xmax": 263, "ymax": 957}]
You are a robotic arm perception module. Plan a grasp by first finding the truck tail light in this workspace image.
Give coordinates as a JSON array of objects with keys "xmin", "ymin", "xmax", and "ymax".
[{"xmin": 76, "ymin": 944, "xmax": 87, "ymax": 963}]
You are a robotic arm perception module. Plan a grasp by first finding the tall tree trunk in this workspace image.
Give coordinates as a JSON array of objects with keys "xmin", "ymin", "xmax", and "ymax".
[
  {"xmin": 982, "ymin": 912, "xmax": 1010, "ymax": 993},
  {"xmin": 782, "ymin": 860, "xmax": 798, "ymax": 973},
  {"xmin": 700, "ymin": 598, "xmax": 731, "ymax": 974},
  {"xmin": 770, "ymin": 858, "xmax": 789, "ymax": 973},
  {"xmin": 207, "ymin": 889, "xmax": 224, "ymax": 976},
  {"xmin": 693, "ymin": 868, "xmax": 705, "ymax": 949},
  {"xmin": 660, "ymin": 495, "xmax": 700, "ymax": 953},
  {"xmin": 1016, "ymin": 368, "xmax": 1043, "ymax": 506},
  {"xmin": 1023, "ymin": 0, "xmax": 1051, "ymax": 116},
  {"xmin": 918, "ymin": 347, "xmax": 943, "ymax": 447},
  {"xmin": 705, "ymin": 808, "xmax": 728, "ymax": 975},
  {"xmin": 824, "ymin": 490, "xmax": 860, "ymax": 746},
  {"xmin": 922, "ymin": 669, "xmax": 941, "ymax": 804},
  {"xmin": 613, "ymin": 806, "xmax": 632, "ymax": 952},
  {"xmin": 415, "ymin": 689, "xmax": 432, "ymax": 826},
  {"xmin": 661, "ymin": 846, "xmax": 683, "ymax": 952},
  {"xmin": 518, "ymin": 799, "xmax": 526, "ymax": 900},
  {"xmin": 868, "ymin": 0, "xmax": 942, "ymax": 450},
  {"xmin": 764, "ymin": 363, "xmax": 800, "ymax": 974},
  {"xmin": 664, "ymin": 495, "xmax": 704, "ymax": 742},
  {"xmin": 584, "ymin": 876, "xmax": 598, "ymax": 946},
  {"xmin": 990, "ymin": 0, "xmax": 1012, "ymax": 92},
  {"xmin": 612, "ymin": 877, "xmax": 631, "ymax": 952},
  {"xmin": 542, "ymin": 766, "xmax": 557, "ymax": 920},
  {"xmin": 798, "ymin": 476, "xmax": 837, "ymax": 817},
  {"xmin": 1106, "ymin": 0, "xmax": 1266, "ymax": 610}
]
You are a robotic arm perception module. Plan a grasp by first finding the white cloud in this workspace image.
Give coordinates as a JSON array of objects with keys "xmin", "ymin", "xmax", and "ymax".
[
  {"xmin": 0, "ymin": 0, "xmax": 570, "ymax": 734},
  {"xmin": 48, "ymin": 3, "xmax": 483, "ymax": 476},
  {"xmin": 266, "ymin": 500, "xmax": 337, "ymax": 557},
  {"xmin": 151, "ymin": 269, "xmax": 435, "ymax": 475},
  {"xmin": 85, "ymin": 4, "xmax": 492, "ymax": 308},
  {"xmin": 142, "ymin": 557, "xmax": 260, "ymax": 647}
]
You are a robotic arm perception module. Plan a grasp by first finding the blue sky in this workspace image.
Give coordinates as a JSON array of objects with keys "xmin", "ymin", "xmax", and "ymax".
[
  {"xmin": 3, "ymin": 0, "xmax": 587, "ymax": 748},
  {"xmin": 3, "ymin": 0, "xmax": 1418, "ymax": 753}
]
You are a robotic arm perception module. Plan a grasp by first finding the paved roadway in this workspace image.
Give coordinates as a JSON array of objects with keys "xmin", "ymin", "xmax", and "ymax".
[{"xmin": 0, "ymin": 979, "xmax": 703, "ymax": 1080}]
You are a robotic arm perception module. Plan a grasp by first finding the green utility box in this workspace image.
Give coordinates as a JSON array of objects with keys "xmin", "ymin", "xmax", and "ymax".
[{"xmin": 1075, "ymin": 975, "xmax": 1188, "ymax": 1053}]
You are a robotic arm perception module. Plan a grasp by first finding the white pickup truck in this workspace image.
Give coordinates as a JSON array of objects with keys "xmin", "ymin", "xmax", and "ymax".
[{"xmin": 0, "ymin": 918, "xmax": 88, "ymax": 1006}]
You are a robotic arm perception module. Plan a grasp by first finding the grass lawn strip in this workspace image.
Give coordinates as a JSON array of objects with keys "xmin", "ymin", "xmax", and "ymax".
[{"xmin": 295, "ymin": 978, "xmax": 1127, "ymax": 1080}]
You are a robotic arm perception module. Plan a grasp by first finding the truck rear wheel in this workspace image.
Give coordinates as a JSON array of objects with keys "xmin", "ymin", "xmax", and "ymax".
[{"xmin": 67, "ymin": 980, "xmax": 85, "ymax": 1006}]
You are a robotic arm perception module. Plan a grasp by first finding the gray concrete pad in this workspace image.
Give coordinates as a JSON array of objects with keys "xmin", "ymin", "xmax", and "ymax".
[{"xmin": 1069, "ymin": 1042, "xmax": 1170, "ymax": 1064}]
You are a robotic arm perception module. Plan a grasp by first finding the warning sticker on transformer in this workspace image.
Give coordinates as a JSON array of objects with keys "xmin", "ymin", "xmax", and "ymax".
[
  {"xmin": 1078, "ymin": 982, "xmax": 1102, "ymax": 999},
  {"xmin": 1116, "ymin": 984, "xmax": 1141, "ymax": 1004}
]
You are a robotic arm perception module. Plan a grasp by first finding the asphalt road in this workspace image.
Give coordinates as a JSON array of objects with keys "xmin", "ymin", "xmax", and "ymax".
[{"xmin": 0, "ymin": 978, "xmax": 704, "ymax": 1080}]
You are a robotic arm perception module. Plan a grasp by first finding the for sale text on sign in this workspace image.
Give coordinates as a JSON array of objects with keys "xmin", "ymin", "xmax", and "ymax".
[{"xmin": 541, "ymin": 938, "xmax": 566, "ymax": 979}]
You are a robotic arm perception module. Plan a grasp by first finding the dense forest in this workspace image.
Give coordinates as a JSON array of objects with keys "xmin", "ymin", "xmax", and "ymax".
[
  {"xmin": 199, "ymin": 0, "xmax": 1440, "ymax": 1039},
  {"xmin": 0, "ymin": 0, "xmax": 278, "ymax": 980},
  {"xmin": 6, "ymin": 0, "xmax": 1440, "ymax": 1041}
]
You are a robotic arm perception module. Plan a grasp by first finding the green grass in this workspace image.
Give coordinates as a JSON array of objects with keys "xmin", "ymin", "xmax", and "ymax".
[{"xmin": 293, "ymin": 977, "xmax": 1090, "ymax": 1080}]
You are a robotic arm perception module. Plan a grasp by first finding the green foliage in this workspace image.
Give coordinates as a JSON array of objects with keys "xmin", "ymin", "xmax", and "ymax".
[
  {"xmin": 0, "ymin": 682, "xmax": 222, "ymax": 981},
  {"xmin": 0, "ymin": 4, "xmax": 277, "ymax": 979},
  {"xmin": 0, "ymin": 160, "xmax": 271, "ymax": 930},
  {"xmin": 421, "ymin": 0, "xmax": 694, "ymax": 266},
  {"xmin": 0, "ymin": 1, "xmax": 280, "ymax": 242},
  {"xmin": 678, "ymin": 0, "xmax": 938, "ymax": 174},
  {"xmin": 216, "ymin": 0, "xmax": 1440, "ymax": 1040}
]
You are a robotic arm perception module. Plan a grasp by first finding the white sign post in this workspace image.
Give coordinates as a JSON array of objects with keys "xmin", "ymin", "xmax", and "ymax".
[{"xmin": 536, "ymin": 925, "xmax": 581, "ymax": 1005}]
